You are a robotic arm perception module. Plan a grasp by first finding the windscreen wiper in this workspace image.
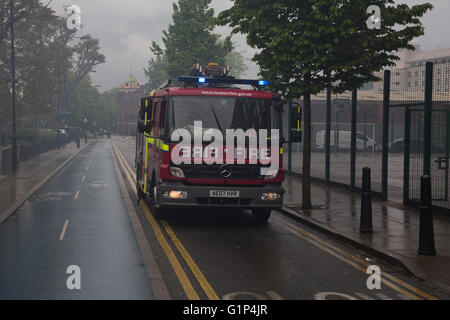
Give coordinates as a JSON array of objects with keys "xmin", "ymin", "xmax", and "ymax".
[{"xmin": 209, "ymin": 103, "xmax": 224, "ymax": 133}]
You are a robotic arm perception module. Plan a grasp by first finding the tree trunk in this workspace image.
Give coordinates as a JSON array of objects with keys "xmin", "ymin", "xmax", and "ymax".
[{"xmin": 302, "ymin": 90, "xmax": 312, "ymax": 210}]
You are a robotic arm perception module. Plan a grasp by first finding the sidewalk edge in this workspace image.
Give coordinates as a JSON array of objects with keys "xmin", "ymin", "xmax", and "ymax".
[
  {"xmin": 0, "ymin": 143, "xmax": 89, "ymax": 225},
  {"xmin": 278, "ymin": 206, "xmax": 450, "ymax": 295}
]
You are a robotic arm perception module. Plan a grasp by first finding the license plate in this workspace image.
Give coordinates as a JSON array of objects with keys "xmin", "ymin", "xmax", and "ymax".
[{"xmin": 210, "ymin": 190, "xmax": 240, "ymax": 198}]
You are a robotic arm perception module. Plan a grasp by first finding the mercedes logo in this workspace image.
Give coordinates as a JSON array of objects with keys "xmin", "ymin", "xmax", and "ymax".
[{"xmin": 219, "ymin": 165, "xmax": 232, "ymax": 178}]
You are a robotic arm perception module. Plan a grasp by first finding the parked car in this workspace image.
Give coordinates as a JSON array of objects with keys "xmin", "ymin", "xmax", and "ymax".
[
  {"xmin": 389, "ymin": 138, "xmax": 447, "ymax": 153},
  {"xmin": 315, "ymin": 130, "xmax": 376, "ymax": 152},
  {"xmin": 59, "ymin": 129, "xmax": 69, "ymax": 138}
]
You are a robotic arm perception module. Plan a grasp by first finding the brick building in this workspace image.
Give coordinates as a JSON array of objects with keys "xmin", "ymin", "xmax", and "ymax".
[{"xmin": 116, "ymin": 75, "xmax": 146, "ymax": 136}]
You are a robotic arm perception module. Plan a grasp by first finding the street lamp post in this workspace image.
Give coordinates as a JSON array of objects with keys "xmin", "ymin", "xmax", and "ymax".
[{"xmin": 10, "ymin": 0, "xmax": 17, "ymax": 171}]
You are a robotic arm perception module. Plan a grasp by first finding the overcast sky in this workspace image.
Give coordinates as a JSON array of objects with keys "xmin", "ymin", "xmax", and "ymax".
[{"xmin": 48, "ymin": 0, "xmax": 449, "ymax": 92}]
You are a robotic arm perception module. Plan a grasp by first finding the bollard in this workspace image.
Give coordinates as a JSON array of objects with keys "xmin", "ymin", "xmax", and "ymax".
[
  {"xmin": 360, "ymin": 167, "xmax": 373, "ymax": 233},
  {"xmin": 418, "ymin": 175, "xmax": 436, "ymax": 255}
]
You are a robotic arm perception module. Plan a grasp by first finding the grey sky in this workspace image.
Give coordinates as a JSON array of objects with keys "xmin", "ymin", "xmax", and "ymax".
[{"xmin": 48, "ymin": 0, "xmax": 449, "ymax": 92}]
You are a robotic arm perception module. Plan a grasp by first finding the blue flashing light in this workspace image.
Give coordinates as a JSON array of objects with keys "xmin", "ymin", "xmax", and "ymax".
[{"xmin": 177, "ymin": 76, "xmax": 269, "ymax": 88}]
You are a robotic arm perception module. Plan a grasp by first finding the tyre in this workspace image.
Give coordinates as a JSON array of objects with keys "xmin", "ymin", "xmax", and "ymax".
[
  {"xmin": 150, "ymin": 186, "xmax": 166, "ymax": 220},
  {"xmin": 366, "ymin": 146, "xmax": 374, "ymax": 152},
  {"xmin": 252, "ymin": 209, "xmax": 272, "ymax": 224},
  {"xmin": 137, "ymin": 182, "xmax": 145, "ymax": 200}
]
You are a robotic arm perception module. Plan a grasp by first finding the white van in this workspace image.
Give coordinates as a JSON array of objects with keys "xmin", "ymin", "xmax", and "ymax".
[{"xmin": 315, "ymin": 130, "xmax": 376, "ymax": 152}]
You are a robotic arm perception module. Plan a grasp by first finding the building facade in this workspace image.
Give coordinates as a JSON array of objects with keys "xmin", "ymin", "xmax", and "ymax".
[{"xmin": 116, "ymin": 76, "xmax": 146, "ymax": 136}]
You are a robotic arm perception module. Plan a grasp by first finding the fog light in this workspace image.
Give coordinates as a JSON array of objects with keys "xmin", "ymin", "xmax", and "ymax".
[
  {"xmin": 261, "ymin": 193, "xmax": 280, "ymax": 201},
  {"xmin": 164, "ymin": 191, "xmax": 187, "ymax": 199},
  {"xmin": 170, "ymin": 166, "xmax": 185, "ymax": 178}
]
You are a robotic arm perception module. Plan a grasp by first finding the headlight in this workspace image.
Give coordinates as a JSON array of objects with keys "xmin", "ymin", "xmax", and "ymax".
[
  {"xmin": 169, "ymin": 167, "xmax": 185, "ymax": 178},
  {"xmin": 163, "ymin": 191, "xmax": 188, "ymax": 199}
]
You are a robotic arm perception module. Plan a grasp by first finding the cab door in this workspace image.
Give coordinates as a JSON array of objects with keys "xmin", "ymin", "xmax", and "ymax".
[
  {"xmin": 148, "ymin": 99, "xmax": 160, "ymax": 185},
  {"xmin": 155, "ymin": 99, "xmax": 168, "ymax": 181}
]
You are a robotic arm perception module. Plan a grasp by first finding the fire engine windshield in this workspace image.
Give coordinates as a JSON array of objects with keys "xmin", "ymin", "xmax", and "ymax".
[{"xmin": 168, "ymin": 96, "xmax": 281, "ymax": 136}]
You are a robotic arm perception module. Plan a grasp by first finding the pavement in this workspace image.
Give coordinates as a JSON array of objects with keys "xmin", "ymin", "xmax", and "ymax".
[
  {"xmin": 282, "ymin": 174, "xmax": 450, "ymax": 293},
  {"xmin": 0, "ymin": 142, "xmax": 86, "ymax": 224}
]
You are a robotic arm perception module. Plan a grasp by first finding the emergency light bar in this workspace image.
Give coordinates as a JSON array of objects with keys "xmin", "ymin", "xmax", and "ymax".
[{"xmin": 177, "ymin": 76, "xmax": 270, "ymax": 87}]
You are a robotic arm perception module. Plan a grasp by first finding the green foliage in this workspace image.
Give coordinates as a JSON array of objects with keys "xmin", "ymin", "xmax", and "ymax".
[
  {"xmin": 225, "ymin": 50, "xmax": 247, "ymax": 78},
  {"xmin": 0, "ymin": 1, "xmax": 106, "ymax": 140},
  {"xmin": 153, "ymin": 0, "xmax": 233, "ymax": 79},
  {"xmin": 218, "ymin": 0, "xmax": 433, "ymax": 98},
  {"xmin": 64, "ymin": 77, "xmax": 115, "ymax": 130},
  {"xmin": 218, "ymin": 0, "xmax": 432, "ymax": 209},
  {"xmin": 144, "ymin": 42, "xmax": 169, "ymax": 90}
]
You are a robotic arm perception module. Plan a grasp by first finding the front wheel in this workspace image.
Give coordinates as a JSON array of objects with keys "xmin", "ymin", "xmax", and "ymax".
[
  {"xmin": 150, "ymin": 186, "xmax": 166, "ymax": 220},
  {"xmin": 252, "ymin": 209, "xmax": 272, "ymax": 224}
]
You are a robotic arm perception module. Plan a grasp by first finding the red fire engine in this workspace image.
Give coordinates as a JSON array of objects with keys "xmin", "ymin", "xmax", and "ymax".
[{"xmin": 135, "ymin": 63, "xmax": 302, "ymax": 223}]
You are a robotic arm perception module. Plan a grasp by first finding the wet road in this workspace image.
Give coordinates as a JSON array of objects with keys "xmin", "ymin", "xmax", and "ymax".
[
  {"xmin": 0, "ymin": 141, "xmax": 153, "ymax": 299},
  {"xmin": 0, "ymin": 137, "xmax": 448, "ymax": 300},
  {"xmin": 112, "ymin": 136, "xmax": 450, "ymax": 300}
]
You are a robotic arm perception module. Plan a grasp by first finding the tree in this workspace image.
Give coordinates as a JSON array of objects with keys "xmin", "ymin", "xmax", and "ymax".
[
  {"xmin": 218, "ymin": 0, "xmax": 432, "ymax": 209},
  {"xmin": 154, "ymin": 0, "xmax": 233, "ymax": 79},
  {"xmin": 225, "ymin": 50, "xmax": 247, "ymax": 78},
  {"xmin": 0, "ymin": 0, "xmax": 106, "ymax": 144},
  {"xmin": 144, "ymin": 42, "xmax": 169, "ymax": 90}
]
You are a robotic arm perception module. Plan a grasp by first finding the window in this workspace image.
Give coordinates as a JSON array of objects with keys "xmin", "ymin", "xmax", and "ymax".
[
  {"xmin": 159, "ymin": 100, "xmax": 167, "ymax": 129},
  {"xmin": 151, "ymin": 100, "xmax": 158, "ymax": 121}
]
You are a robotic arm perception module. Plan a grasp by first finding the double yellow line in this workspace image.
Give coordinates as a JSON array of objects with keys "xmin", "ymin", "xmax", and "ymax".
[
  {"xmin": 111, "ymin": 143, "xmax": 219, "ymax": 300},
  {"xmin": 272, "ymin": 215, "xmax": 437, "ymax": 300},
  {"xmin": 111, "ymin": 141, "xmax": 436, "ymax": 301}
]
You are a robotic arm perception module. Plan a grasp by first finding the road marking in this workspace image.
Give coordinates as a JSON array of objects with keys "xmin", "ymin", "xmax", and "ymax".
[
  {"xmin": 59, "ymin": 220, "xmax": 69, "ymax": 240},
  {"xmin": 113, "ymin": 141, "xmax": 422, "ymax": 301},
  {"xmin": 274, "ymin": 215, "xmax": 437, "ymax": 300},
  {"xmin": 114, "ymin": 143, "xmax": 219, "ymax": 300},
  {"xmin": 161, "ymin": 221, "xmax": 219, "ymax": 300},
  {"xmin": 111, "ymin": 143, "xmax": 200, "ymax": 300},
  {"xmin": 111, "ymin": 147, "xmax": 170, "ymax": 299},
  {"xmin": 86, "ymin": 166, "xmax": 89, "ymax": 171},
  {"xmin": 376, "ymin": 293, "xmax": 393, "ymax": 300},
  {"xmin": 74, "ymin": 190, "xmax": 80, "ymax": 200},
  {"xmin": 315, "ymin": 292, "xmax": 358, "ymax": 300},
  {"xmin": 82, "ymin": 176, "xmax": 86, "ymax": 182},
  {"xmin": 354, "ymin": 292, "xmax": 374, "ymax": 300},
  {"xmin": 266, "ymin": 291, "xmax": 284, "ymax": 300},
  {"xmin": 283, "ymin": 224, "xmax": 422, "ymax": 300}
]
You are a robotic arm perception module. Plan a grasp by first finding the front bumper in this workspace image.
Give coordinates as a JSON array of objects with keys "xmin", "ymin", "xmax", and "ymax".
[{"xmin": 155, "ymin": 182, "xmax": 284, "ymax": 209}]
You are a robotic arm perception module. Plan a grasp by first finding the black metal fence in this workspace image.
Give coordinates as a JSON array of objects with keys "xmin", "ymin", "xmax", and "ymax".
[
  {"xmin": 283, "ymin": 88, "xmax": 385, "ymax": 196},
  {"xmin": 283, "ymin": 60, "xmax": 450, "ymax": 212}
]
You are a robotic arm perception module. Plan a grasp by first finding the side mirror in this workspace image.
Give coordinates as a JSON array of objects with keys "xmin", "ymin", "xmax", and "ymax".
[
  {"xmin": 139, "ymin": 97, "xmax": 152, "ymax": 120},
  {"xmin": 138, "ymin": 119, "xmax": 154, "ymax": 133},
  {"xmin": 137, "ymin": 120, "xmax": 146, "ymax": 133},
  {"xmin": 290, "ymin": 103, "xmax": 302, "ymax": 143}
]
